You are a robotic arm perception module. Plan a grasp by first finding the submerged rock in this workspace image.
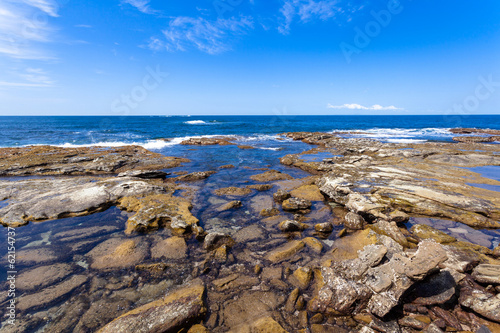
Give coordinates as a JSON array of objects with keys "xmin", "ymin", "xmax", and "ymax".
[
  {"xmin": 250, "ymin": 170, "xmax": 293, "ymax": 182},
  {"xmin": 17, "ymin": 263, "xmax": 74, "ymax": 291},
  {"xmin": 214, "ymin": 187, "xmax": 253, "ymax": 197},
  {"xmin": 217, "ymin": 200, "xmax": 242, "ymax": 212},
  {"xmin": 151, "ymin": 236, "xmax": 188, "ymax": 260},
  {"xmin": 87, "ymin": 238, "xmax": 149, "ymax": 270},
  {"xmin": 410, "ymin": 224, "xmax": 457, "ymax": 244},
  {"xmin": 98, "ymin": 280, "xmax": 206, "ymax": 333},
  {"xmin": 17, "ymin": 275, "xmax": 88, "ymax": 312},
  {"xmin": 176, "ymin": 171, "xmax": 216, "ymax": 182}
]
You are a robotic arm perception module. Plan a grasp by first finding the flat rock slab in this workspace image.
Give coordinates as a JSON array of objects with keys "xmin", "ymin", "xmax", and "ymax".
[
  {"xmin": 17, "ymin": 275, "xmax": 88, "ymax": 312},
  {"xmin": 0, "ymin": 145, "xmax": 188, "ymax": 176},
  {"xmin": 17, "ymin": 263, "xmax": 74, "ymax": 291},
  {"xmin": 0, "ymin": 177, "xmax": 166, "ymax": 227},
  {"xmin": 87, "ymin": 238, "xmax": 149, "ymax": 270},
  {"xmin": 472, "ymin": 264, "xmax": 500, "ymax": 284},
  {"xmin": 98, "ymin": 281, "xmax": 206, "ymax": 333},
  {"xmin": 265, "ymin": 240, "xmax": 305, "ymax": 263},
  {"xmin": 151, "ymin": 236, "xmax": 188, "ymax": 260}
]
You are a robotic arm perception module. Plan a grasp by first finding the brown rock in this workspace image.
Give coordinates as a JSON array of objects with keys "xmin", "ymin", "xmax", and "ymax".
[
  {"xmin": 17, "ymin": 275, "xmax": 88, "ymax": 312},
  {"xmin": 410, "ymin": 224, "xmax": 456, "ymax": 244},
  {"xmin": 176, "ymin": 171, "xmax": 216, "ymax": 181},
  {"xmin": 98, "ymin": 281, "xmax": 206, "ymax": 333},
  {"xmin": 265, "ymin": 240, "xmax": 305, "ymax": 263},
  {"xmin": 344, "ymin": 212, "xmax": 366, "ymax": 230},
  {"xmin": 303, "ymin": 237, "xmax": 323, "ymax": 254},
  {"xmin": 273, "ymin": 189, "xmax": 291, "ymax": 202},
  {"xmin": 282, "ymin": 197, "xmax": 312, "ymax": 211},
  {"xmin": 260, "ymin": 208, "xmax": 280, "ymax": 217},
  {"xmin": 250, "ymin": 170, "xmax": 293, "ymax": 182},
  {"xmin": 214, "ymin": 187, "xmax": 252, "ymax": 197},
  {"xmin": 151, "ymin": 236, "xmax": 188, "ymax": 260},
  {"xmin": 217, "ymin": 200, "xmax": 242, "ymax": 212},
  {"xmin": 17, "ymin": 263, "xmax": 74, "ymax": 291},
  {"xmin": 290, "ymin": 185, "xmax": 324, "ymax": 202},
  {"xmin": 278, "ymin": 220, "xmax": 307, "ymax": 232},
  {"xmin": 87, "ymin": 238, "xmax": 149, "ymax": 270},
  {"xmin": 247, "ymin": 184, "xmax": 273, "ymax": 191},
  {"xmin": 314, "ymin": 222, "xmax": 334, "ymax": 233},
  {"xmin": 180, "ymin": 137, "xmax": 234, "ymax": 145}
]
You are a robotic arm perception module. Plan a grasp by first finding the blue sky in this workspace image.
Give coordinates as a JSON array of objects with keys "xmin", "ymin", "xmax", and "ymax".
[{"xmin": 0, "ymin": 0, "xmax": 499, "ymax": 115}]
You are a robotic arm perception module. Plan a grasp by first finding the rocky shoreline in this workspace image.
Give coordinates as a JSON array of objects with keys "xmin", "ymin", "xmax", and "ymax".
[{"xmin": 1, "ymin": 132, "xmax": 499, "ymax": 333}]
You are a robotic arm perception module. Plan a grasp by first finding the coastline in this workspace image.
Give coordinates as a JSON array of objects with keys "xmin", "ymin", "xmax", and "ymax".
[{"xmin": 0, "ymin": 128, "xmax": 499, "ymax": 332}]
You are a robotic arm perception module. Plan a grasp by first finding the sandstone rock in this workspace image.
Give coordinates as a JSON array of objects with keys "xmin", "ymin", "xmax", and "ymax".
[
  {"xmin": 303, "ymin": 237, "xmax": 323, "ymax": 254},
  {"xmin": 388, "ymin": 210, "xmax": 409, "ymax": 223},
  {"xmin": 17, "ymin": 263, "xmax": 73, "ymax": 291},
  {"xmin": 87, "ymin": 238, "xmax": 149, "ymax": 270},
  {"xmin": 237, "ymin": 145, "xmax": 255, "ymax": 149},
  {"xmin": 98, "ymin": 281, "xmax": 206, "ymax": 333},
  {"xmin": 260, "ymin": 208, "xmax": 280, "ymax": 217},
  {"xmin": 282, "ymin": 197, "xmax": 312, "ymax": 211},
  {"xmin": 212, "ymin": 274, "xmax": 259, "ymax": 292},
  {"xmin": 151, "ymin": 236, "xmax": 188, "ymax": 260},
  {"xmin": 53, "ymin": 225, "xmax": 119, "ymax": 243},
  {"xmin": 494, "ymin": 245, "xmax": 500, "ymax": 258},
  {"xmin": 214, "ymin": 187, "xmax": 252, "ymax": 197},
  {"xmin": 204, "ymin": 232, "xmax": 235, "ymax": 251},
  {"xmin": 221, "ymin": 291, "xmax": 283, "ymax": 331},
  {"xmin": 0, "ymin": 177, "xmax": 166, "ymax": 227},
  {"xmin": 217, "ymin": 200, "xmax": 242, "ymax": 212},
  {"xmin": 291, "ymin": 267, "xmax": 313, "ymax": 289},
  {"xmin": 314, "ymin": 222, "xmax": 334, "ymax": 233},
  {"xmin": 220, "ymin": 164, "xmax": 235, "ymax": 169},
  {"xmin": 460, "ymin": 285, "xmax": 500, "ymax": 323},
  {"xmin": 278, "ymin": 220, "xmax": 307, "ymax": 232},
  {"xmin": 273, "ymin": 189, "xmax": 291, "ymax": 202},
  {"xmin": 176, "ymin": 171, "xmax": 216, "ymax": 181},
  {"xmin": 17, "ymin": 275, "xmax": 88, "ymax": 312},
  {"xmin": 180, "ymin": 137, "xmax": 234, "ymax": 145},
  {"xmin": 74, "ymin": 298, "xmax": 132, "ymax": 332},
  {"xmin": 472, "ymin": 264, "xmax": 500, "ymax": 284},
  {"xmin": 344, "ymin": 212, "xmax": 366, "ymax": 230},
  {"xmin": 250, "ymin": 170, "xmax": 293, "ymax": 182},
  {"xmin": 370, "ymin": 220, "xmax": 408, "ymax": 247},
  {"xmin": 410, "ymin": 224, "xmax": 456, "ymax": 244},
  {"xmin": 16, "ymin": 247, "xmax": 58, "ymax": 265},
  {"xmin": 247, "ymin": 184, "xmax": 273, "ymax": 191},
  {"xmin": 0, "ymin": 145, "xmax": 187, "ymax": 176},
  {"xmin": 188, "ymin": 324, "xmax": 210, "ymax": 333},
  {"xmin": 233, "ymin": 225, "xmax": 266, "ymax": 243},
  {"xmin": 290, "ymin": 184, "xmax": 324, "ymax": 202},
  {"xmin": 118, "ymin": 194, "xmax": 199, "ymax": 234},
  {"xmin": 265, "ymin": 240, "xmax": 305, "ymax": 263},
  {"xmin": 285, "ymin": 288, "xmax": 300, "ymax": 313}
]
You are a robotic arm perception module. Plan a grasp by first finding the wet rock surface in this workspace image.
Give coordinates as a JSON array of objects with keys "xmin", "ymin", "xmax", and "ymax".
[
  {"xmin": 1, "ymin": 135, "xmax": 500, "ymax": 332},
  {"xmin": 0, "ymin": 145, "xmax": 188, "ymax": 176}
]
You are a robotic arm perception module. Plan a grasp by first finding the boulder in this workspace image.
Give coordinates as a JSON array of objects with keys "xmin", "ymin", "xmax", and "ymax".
[
  {"xmin": 344, "ymin": 212, "xmax": 366, "ymax": 230},
  {"xmin": 278, "ymin": 220, "xmax": 307, "ymax": 232}
]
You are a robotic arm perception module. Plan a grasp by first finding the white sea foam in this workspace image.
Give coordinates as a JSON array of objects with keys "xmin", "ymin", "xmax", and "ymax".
[
  {"xmin": 184, "ymin": 120, "xmax": 210, "ymax": 125},
  {"xmin": 258, "ymin": 147, "xmax": 282, "ymax": 151}
]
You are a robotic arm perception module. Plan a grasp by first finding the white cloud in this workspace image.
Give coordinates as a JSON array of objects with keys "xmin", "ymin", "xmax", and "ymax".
[
  {"xmin": 21, "ymin": 0, "xmax": 59, "ymax": 17},
  {"xmin": 327, "ymin": 103, "xmax": 404, "ymax": 111},
  {"xmin": 0, "ymin": 67, "xmax": 55, "ymax": 89},
  {"xmin": 0, "ymin": 0, "xmax": 59, "ymax": 60},
  {"xmin": 278, "ymin": 0, "xmax": 363, "ymax": 34},
  {"xmin": 75, "ymin": 24, "xmax": 92, "ymax": 28},
  {"xmin": 121, "ymin": 0, "xmax": 156, "ymax": 14},
  {"xmin": 148, "ymin": 16, "xmax": 254, "ymax": 54}
]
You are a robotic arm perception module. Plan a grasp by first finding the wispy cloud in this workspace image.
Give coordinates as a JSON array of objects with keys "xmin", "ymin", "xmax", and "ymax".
[
  {"xmin": 147, "ymin": 16, "xmax": 254, "ymax": 54},
  {"xmin": 0, "ymin": 67, "xmax": 55, "ymax": 88},
  {"xmin": 0, "ymin": 0, "xmax": 59, "ymax": 60},
  {"xmin": 327, "ymin": 103, "xmax": 404, "ymax": 111},
  {"xmin": 75, "ymin": 24, "xmax": 92, "ymax": 28},
  {"xmin": 278, "ymin": 0, "xmax": 363, "ymax": 34},
  {"xmin": 121, "ymin": 0, "xmax": 157, "ymax": 15}
]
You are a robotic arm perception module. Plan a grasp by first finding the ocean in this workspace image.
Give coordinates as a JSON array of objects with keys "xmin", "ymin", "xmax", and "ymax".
[{"xmin": 0, "ymin": 115, "xmax": 499, "ymax": 149}]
